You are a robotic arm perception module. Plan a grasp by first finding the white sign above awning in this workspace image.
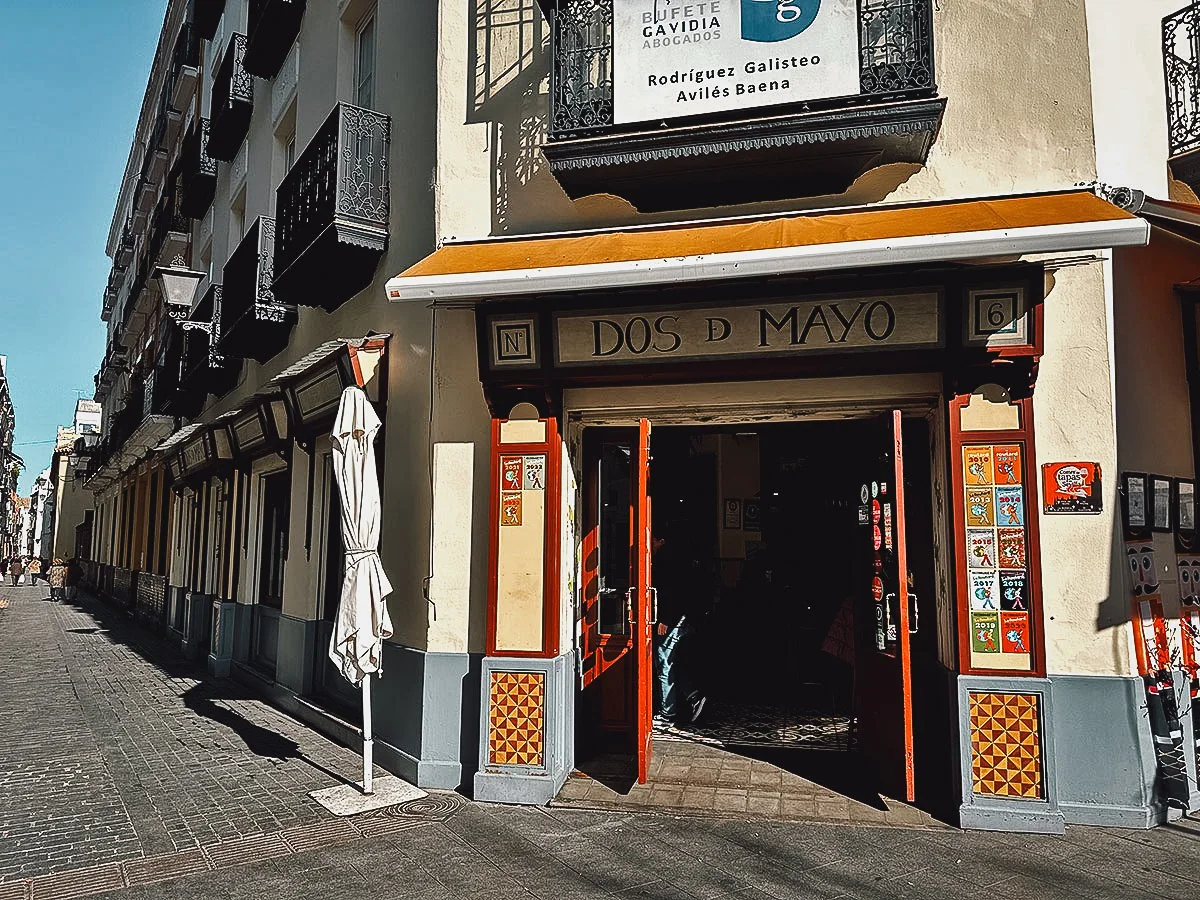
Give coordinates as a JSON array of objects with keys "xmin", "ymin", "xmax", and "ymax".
[{"xmin": 612, "ymin": 0, "xmax": 860, "ymax": 125}]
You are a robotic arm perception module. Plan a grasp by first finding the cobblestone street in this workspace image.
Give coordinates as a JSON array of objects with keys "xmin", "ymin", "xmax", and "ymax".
[{"xmin": 5, "ymin": 582, "xmax": 1200, "ymax": 900}]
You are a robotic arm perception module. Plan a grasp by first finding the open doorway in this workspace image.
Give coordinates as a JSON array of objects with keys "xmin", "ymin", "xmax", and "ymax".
[{"xmin": 566, "ymin": 414, "xmax": 956, "ymax": 821}]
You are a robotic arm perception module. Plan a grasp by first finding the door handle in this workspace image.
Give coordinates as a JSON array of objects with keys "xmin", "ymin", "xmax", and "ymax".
[
  {"xmin": 625, "ymin": 587, "xmax": 634, "ymax": 625},
  {"xmin": 908, "ymin": 591, "xmax": 919, "ymax": 635},
  {"xmin": 649, "ymin": 587, "xmax": 658, "ymax": 624}
]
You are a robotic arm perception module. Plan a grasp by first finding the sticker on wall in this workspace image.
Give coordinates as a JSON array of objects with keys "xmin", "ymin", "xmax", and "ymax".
[
  {"xmin": 966, "ymin": 488, "xmax": 994, "ymax": 527},
  {"xmin": 522, "ymin": 455, "xmax": 546, "ymax": 491},
  {"xmin": 871, "ymin": 499, "xmax": 882, "ymax": 525},
  {"xmin": 1041, "ymin": 462, "xmax": 1102, "ymax": 514},
  {"xmin": 998, "ymin": 528, "xmax": 1026, "ymax": 570},
  {"xmin": 1178, "ymin": 557, "xmax": 1200, "ymax": 606},
  {"xmin": 501, "ymin": 457, "xmax": 523, "ymax": 492},
  {"xmin": 883, "ymin": 504, "xmax": 894, "ymax": 551},
  {"xmin": 995, "ymin": 485, "xmax": 1024, "ymax": 526},
  {"xmin": 873, "ymin": 524, "xmax": 882, "ymax": 551},
  {"xmin": 969, "ymin": 570, "xmax": 1000, "ymax": 611},
  {"xmin": 724, "ymin": 498, "xmax": 743, "ymax": 530},
  {"xmin": 964, "ymin": 447, "xmax": 994, "ymax": 486},
  {"xmin": 744, "ymin": 499, "xmax": 762, "ymax": 531},
  {"xmin": 1001, "ymin": 612, "xmax": 1030, "ymax": 654},
  {"xmin": 501, "ymin": 491, "xmax": 523, "ymax": 527},
  {"xmin": 992, "ymin": 445, "xmax": 1023, "ymax": 485},
  {"xmin": 967, "ymin": 529, "xmax": 997, "ymax": 568},
  {"xmin": 999, "ymin": 571, "xmax": 1028, "ymax": 611},
  {"xmin": 971, "ymin": 611, "xmax": 1001, "ymax": 653}
]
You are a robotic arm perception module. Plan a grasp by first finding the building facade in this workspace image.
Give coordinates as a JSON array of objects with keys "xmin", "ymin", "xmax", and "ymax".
[
  {"xmin": 85, "ymin": 0, "xmax": 1200, "ymax": 832},
  {"xmin": 0, "ymin": 357, "xmax": 19, "ymax": 561}
]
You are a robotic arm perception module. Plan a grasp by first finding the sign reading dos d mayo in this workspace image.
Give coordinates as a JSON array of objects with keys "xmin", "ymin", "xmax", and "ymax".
[
  {"xmin": 613, "ymin": 0, "xmax": 860, "ymax": 125},
  {"xmin": 554, "ymin": 292, "xmax": 942, "ymax": 366}
]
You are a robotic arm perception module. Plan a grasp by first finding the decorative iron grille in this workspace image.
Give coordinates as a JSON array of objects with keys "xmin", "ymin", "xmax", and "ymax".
[
  {"xmin": 274, "ymin": 102, "xmax": 390, "ymax": 276},
  {"xmin": 550, "ymin": 0, "xmax": 936, "ymax": 139},
  {"xmin": 212, "ymin": 34, "xmax": 253, "ymax": 116},
  {"xmin": 1165, "ymin": 3, "xmax": 1200, "ymax": 156}
]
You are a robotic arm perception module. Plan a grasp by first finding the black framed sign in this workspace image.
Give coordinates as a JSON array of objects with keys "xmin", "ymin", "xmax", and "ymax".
[
  {"xmin": 1152, "ymin": 476, "xmax": 1173, "ymax": 533},
  {"xmin": 1175, "ymin": 479, "xmax": 1196, "ymax": 533},
  {"xmin": 1121, "ymin": 472, "xmax": 1149, "ymax": 537}
]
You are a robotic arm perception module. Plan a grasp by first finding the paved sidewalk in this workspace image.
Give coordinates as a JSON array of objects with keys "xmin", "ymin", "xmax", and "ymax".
[
  {"xmin": 0, "ymin": 584, "xmax": 367, "ymax": 883},
  {"xmin": 5, "ymin": 582, "xmax": 1200, "ymax": 900}
]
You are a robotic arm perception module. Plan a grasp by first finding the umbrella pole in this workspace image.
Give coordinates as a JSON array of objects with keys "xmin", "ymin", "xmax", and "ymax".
[{"xmin": 362, "ymin": 674, "xmax": 374, "ymax": 795}]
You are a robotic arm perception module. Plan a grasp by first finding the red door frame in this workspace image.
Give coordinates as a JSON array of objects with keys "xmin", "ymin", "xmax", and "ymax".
[
  {"xmin": 889, "ymin": 410, "xmax": 917, "ymax": 802},
  {"xmin": 634, "ymin": 418, "xmax": 654, "ymax": 783}
]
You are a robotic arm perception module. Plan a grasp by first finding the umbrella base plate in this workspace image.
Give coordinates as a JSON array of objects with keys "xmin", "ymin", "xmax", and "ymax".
[{"xmin": 309, "ymin": 775, "xmax": 426, "ymax": 817}]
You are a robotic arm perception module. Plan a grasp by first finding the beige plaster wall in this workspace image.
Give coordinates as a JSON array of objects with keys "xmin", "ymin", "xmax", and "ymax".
[
  {"xmin": 434, "ymin": 1, "xmax": 1100, "ymax": 240},
  {"xmin": 1032, "ymin": 260, "xmax": 1130, "ymax": 677},
  {"xmin": 52, "ymin": 457, "xmax": 93, "ymax": 562}
]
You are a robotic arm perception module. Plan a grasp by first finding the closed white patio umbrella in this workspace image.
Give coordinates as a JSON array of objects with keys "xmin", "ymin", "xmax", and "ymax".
[{"xmin": 329, "ymin": 385, "xmax": 393, "ymax": 794}]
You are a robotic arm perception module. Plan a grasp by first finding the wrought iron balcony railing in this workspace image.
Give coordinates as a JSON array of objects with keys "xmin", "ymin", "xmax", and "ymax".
[
  {"xmin": 208, "ymin": 34, "xmax": 254, "ymax": 162},
  {"xmin": 149, "ymin": 179, "xmax": 190, "ymax": 268},
  {"xmin": 191, "ymin": 0, "xmax": 226, "ymax": 42},
  {"xmin": 178, "ymin": 118, "xmax": 218, "ymax": 219},
  {"xmin": 218, "ymin": 217, "xmax": 296, "ymax": 363},
  {"xmin": 1166, "ymin": 3, "xmax": 1200, "ymax": 157},
  {"xmin": 189, "ymin": 284, "xmax": 241, "ymax": 396},
  {"xmin": 169, "ymin": 22, "xmax": 201, "ymax": 111},
  {"xmin": 272, "ymin": 102, "xmax": 390, "ymax": 311},
  {"xmin": 549, "ymin": 0, "xmax": 936, "ymax": 140},
  {"xmin": 244, "ymin": 0, "xmax": 307, "ymax": 78}
]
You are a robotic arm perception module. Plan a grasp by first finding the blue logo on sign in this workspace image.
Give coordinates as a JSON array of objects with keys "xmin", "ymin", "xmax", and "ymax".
[{"xmin": 741, "ymin": 0, "xmax": 821, "ymax": 42}]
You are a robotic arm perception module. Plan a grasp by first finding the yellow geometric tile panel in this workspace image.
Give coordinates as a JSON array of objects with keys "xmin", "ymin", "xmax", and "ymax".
[
  {"xmin": 968, "ymin": 692, "xmax": 1043, "ymax": 799},
  {"xmin": 488, "ymin": 671, "xmax": 545, "ymax": 768}
]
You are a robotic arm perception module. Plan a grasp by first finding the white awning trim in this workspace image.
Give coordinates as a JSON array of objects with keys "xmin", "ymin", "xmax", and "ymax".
[{"xmin": 387, "ymin": 218, "xmax": 1150, "ymax": 303}]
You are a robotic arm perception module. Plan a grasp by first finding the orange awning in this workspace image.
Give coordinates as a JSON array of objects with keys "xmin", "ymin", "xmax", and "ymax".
[{"xmin": 387, "ymin": 190, "xmax": 1148, "ymax": 303}]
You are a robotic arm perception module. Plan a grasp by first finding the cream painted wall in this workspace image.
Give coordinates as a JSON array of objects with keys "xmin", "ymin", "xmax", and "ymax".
[
  {"xmin": 1032, "ymin": 261, "xmax": 1131, "ymax": 677},
  {"xmin": 1085, "ymin": 0, "xmax": 1175, "ymax": 197},
  {"xmin": 434, "ymin": 1, "xmax": 1100, "ymax": 239}
]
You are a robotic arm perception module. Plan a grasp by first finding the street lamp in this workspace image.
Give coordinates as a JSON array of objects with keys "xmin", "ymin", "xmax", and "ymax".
[{"xmin": 153, "ymin": 261, "xmax": 207, "ymax": 316}]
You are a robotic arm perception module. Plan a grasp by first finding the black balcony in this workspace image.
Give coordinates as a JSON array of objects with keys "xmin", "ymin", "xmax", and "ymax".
[
  {"xmin": 191, "ymin": 0, "xmax": 226, "ymax": 41},
  {"xmin": 218, "ymin": 217, "xmax": 296, "ymax": 363},
  {"xmin": 178, "ymin": 119, "xmax": 218, "ymax": 219},
  {"xmin": 149, "ymin": 178, "xmax": 190, "ymax": 268},
  {"xmin": 272, "ymin": 103, "xmax": 390, "ymax": 311},
  {"xmin": 187, "ymin": 284, "xmax": 241, "ymax": 396},
  {"xmin": 149, "ymin": 319, "xmax": 204, "ymax": 418},
  {"xmin": 169, "ymin": 22, "xmax": 201, "ymax": 111},
  {"xmin": 208, "ymin": 34, "xmax": 254, "ymax": 162},
  {"xmin": 117, "ymin": 221, "xmax": 137, "ymax": 267},
  {"xmin": 543, "ymin": 0, "xmax": 943, "ymax": 210},
  {"xmin": 1166, "ymin": 4, "xmax": 1200, "ymax": 190},
  {"xmin": 243, "ymin": 0, "xmax": 306, "ymax": 78}
]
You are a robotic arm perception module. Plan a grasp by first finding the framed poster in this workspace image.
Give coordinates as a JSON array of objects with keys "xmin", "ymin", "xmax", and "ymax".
[
  {"xmin": 1152, "ymin": 476, "xmax": 1173, "ymax": 533},
  {"xmin": 723, "ymin": 498, "xmax": 742, "ymax": 530},
  {"xmin": 1176, "ymin": 479, "xmax": 1196, "ymax": 533},
  {"xmin": 1041, "ymin": 462, "xmax": 1102, "ymax": 514},
  {"xmin": 1122, "ymin": 472, "xmax": 1148, "ymax": 534}
]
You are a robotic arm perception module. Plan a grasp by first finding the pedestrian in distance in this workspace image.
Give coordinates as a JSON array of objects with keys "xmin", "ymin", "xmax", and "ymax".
[
  {"xmin": 48, "ymin": 559, "xmax": 67, "ymax": 603},
  {"xmin": 64, "ymin": 558, "xmax": 81, "ymax": 602},
  {"xmin": 8, "ymin": 557, "xmax": 23, "ymax": 587},
  {"xmin": 27, "ymin": 556, "xmax": 41, "ymax": 583}
]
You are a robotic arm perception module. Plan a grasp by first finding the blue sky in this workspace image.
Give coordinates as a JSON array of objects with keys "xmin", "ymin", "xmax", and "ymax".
[{"xmin": 0, "ymin": 2, "xmax": 165, "ymax": 493}]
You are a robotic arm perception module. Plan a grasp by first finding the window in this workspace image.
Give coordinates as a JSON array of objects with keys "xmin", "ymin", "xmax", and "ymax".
[
  {"xmin": 230, "ymin": 187, "xmax": 246, "ymax": 248},
  {"xmin": 355, "ymin": 11, "xmax": 376, "ymax": 109},
  {"xmin": 284, "ymin": 132, "xmax": 296, "ymax": 172}
]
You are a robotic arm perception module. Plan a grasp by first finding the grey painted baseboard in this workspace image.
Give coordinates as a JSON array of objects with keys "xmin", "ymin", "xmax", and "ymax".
[
  {"xmin": 959, "ymin": 806, "xmax": 1065, "ymax": 834},
  {"xmin": 1059, "ymin": 802, "xmax": 1157, "ymax": 829}
]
